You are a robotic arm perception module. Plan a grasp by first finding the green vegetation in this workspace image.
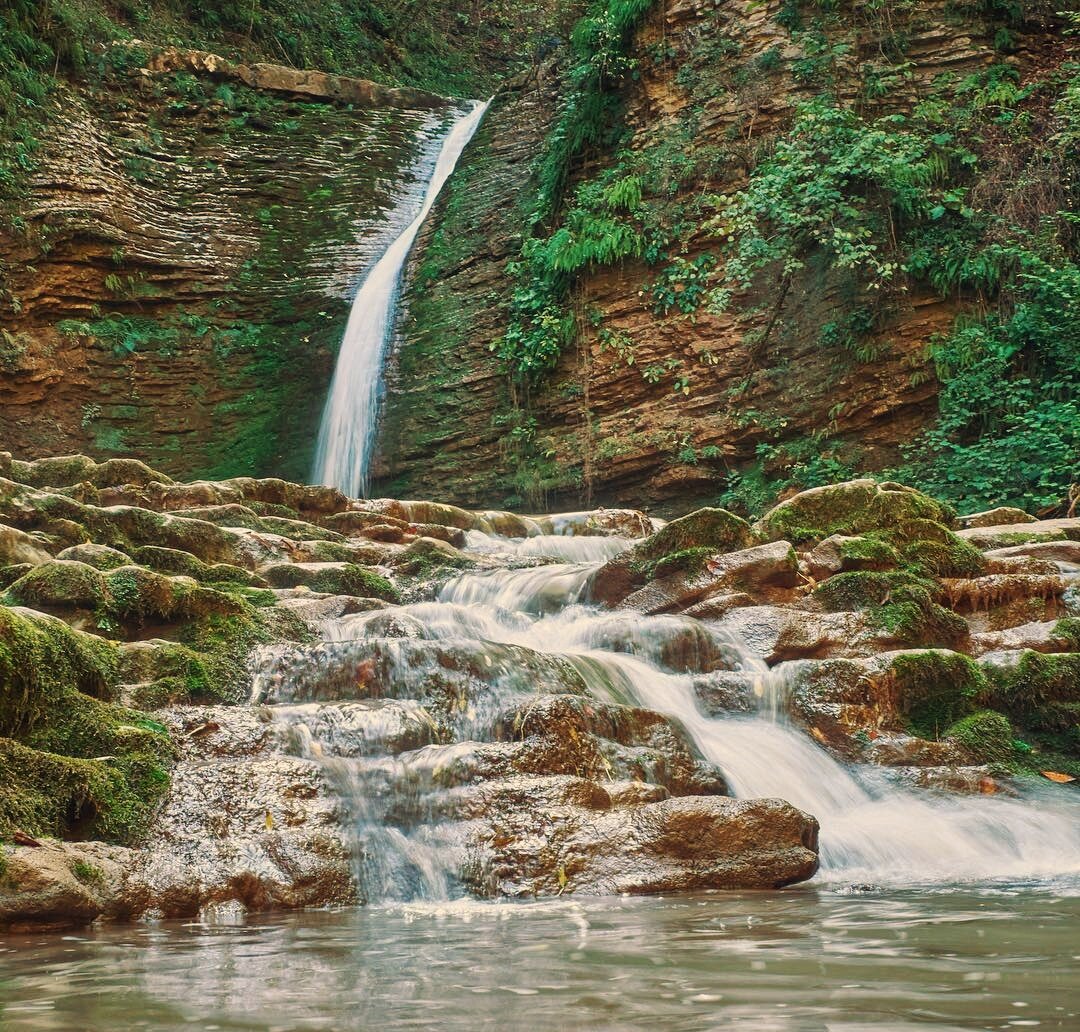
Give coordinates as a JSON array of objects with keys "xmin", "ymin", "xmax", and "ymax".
[
  {"xmin": 891, "ymin": 650, "xmax": 987, "ymax": 737},
  {"xmin": 0, "ymin": 606, "xmax": 173, "ymax": 842},
  {"xmin": 480, "ymin": 0, "xmax": 1078, "ymax": 514},
  {"xmin": 706, "ymin": 15, "xmax": 1080, "ymax": 513},
  {"xmin": 495, "ymin": 0, "xmax": 657, "ymax": 381}
]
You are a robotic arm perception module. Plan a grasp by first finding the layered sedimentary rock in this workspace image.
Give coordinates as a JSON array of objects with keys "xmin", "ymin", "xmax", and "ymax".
[
  {"xmin": 378, "ymin": 0, "xmax": 1063, "ymax": 511},
  {"xmin": 0, "ymin": 52, "xmax": 445, "ymax": 483}
]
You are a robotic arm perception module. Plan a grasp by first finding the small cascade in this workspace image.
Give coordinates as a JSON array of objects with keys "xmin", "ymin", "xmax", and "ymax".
[
  {"xmin": 313, "ymin": 100, "xmax": 490, "ymax": 498},
  {"xmin": 256, "ymin": 526, "xmax": 1080, "ymax": 902}
]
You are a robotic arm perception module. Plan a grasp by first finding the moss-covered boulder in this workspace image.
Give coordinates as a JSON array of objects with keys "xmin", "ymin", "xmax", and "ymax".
[
  {"xmin": 0, "ymin": 607, "xmax": 174, "ymax": 842},
  {"xmin": 261, "ymin": 562, "xmax": 400, "ymax": 601},
  {"xmin": 804, "ymin": 534, "xmax": 900, "ymax": 579},
  {"xmin": 945, "ymin": 710, "xmax": 1016, "ymax": 763},
  {"xmin": 981, "ymin": 651, "xmax": 1080, "ymax": 735},
  {"xmin": 55, "ymin": 543, "xmax": 133, "ymax": 570},
  {"xmin": 813, "ymin": 571, "xmax": 969, "ymax": 649},
  {"xmin": 589, "ymin": 508, "xmax": 755, "ymax": 608},
  {"xmin": 3, "ymin": 561, "xmax": 244, "ymax": 634},
  {"xmin": 756, "ymin": 480, "xmax": 955, "ymax": 546},
  {"xmin": 131, "ymin": 546, "xmax": 266, "ymax": 588},
  {"xmin": 392, "ymin": 537, "xmax": 476, "ymax": 580}
]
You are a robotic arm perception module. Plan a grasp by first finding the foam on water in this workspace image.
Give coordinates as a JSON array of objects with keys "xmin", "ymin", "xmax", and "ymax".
[{"xmin": 265, "ymin": 544, "xmax": 1080, "ymax": 898}]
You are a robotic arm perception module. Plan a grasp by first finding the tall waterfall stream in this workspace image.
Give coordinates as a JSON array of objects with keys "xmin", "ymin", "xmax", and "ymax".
[
  {"xmin": 254, "ymin": 529, "xmax": 1080, "ymax": 900},
  {"xmin": 313, "ymin": 101, "xmax": 490, "ymax": 498}
]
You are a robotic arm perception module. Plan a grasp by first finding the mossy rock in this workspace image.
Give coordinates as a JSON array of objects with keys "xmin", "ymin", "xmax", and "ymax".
[
  {"xmin": 945, "ymin": 710, "xmax": 1016, "ymax": 763},
  {"xmin": 872, "ymin": 584, "xmax": 970, "ymax": 649},
  {"xmin": 10, "ymin": 455, "xmax": 172, "ymax": 490},
  {"xmin": 981, "ymin": 651, "xmax": 1080, "ymax": 733},
  {"xmin": 0, "ymin": 607, "xmax": 173, "ymax": 842},
  {"xmin": 55, "ymin": 543, "xmax": 134, "ymax": 571},
  {"xmin": 589, "ymin": 508, "xmax": 755, "ymax": 607},
  {"xmin": 0, "ymin": 565, "xmax": 32, "ymax": 591},
  {"xmin": 889, "ymin": 650, "xmax": 987, "ymax": 737},
  {"xmin": 901, "ymin": 534, "xmax": 985, "ymax": 579},
  {"xmin": 132, "ymin": 545, "xmax": 265, "ymax": 587},
  {"xmin": 4, "ymin": 560, "xmax": 111, "ymax": 612},
  {"xmin": 0, "ymin": 524, "xmax": 52, "ymax": 567},
  {"xmin": 835, "ymin": 535, "xmax": 901, "ymax": 570},
  {"xmin": 637, "ymin": 508, "xmax": 755, "ymax": 563},
  {"xmin": 119, "ymin": 639, "xmax": 247, "ymax": 706},
  {"xmin": 261, "ymin": 562, "xmax": 400, "ymax": 601},
  {"xmin": 814, "ymin": 570, "xmax": 921, "ymax": 611},
  {"xmin": 642, "ymin": 547, "xmax": 715, "ymax": 581},
  {"xmin": 756, "ymin": 480, "xmax": 955, "ymax": 546},
  {"xmin": 1053, "ymin": 618, "xmax": 1080, "ymax": 651},
  {"xmin": 394, "ymin": 538, "xmax": 476, "ymax": 580},
  {"xmin": 3, "ymin": 561, "xmax": 244, "ymax": 633}
]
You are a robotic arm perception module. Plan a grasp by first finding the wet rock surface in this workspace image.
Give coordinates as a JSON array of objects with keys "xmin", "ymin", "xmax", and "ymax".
[{"xmin": 3, "ymin": 466, "xmax": 1079, "ymax": 928}]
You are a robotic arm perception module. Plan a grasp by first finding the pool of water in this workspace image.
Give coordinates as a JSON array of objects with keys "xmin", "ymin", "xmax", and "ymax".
[{"xmin": 2, "ymin": 885, "xmax": 1078, "ymax": 1031}]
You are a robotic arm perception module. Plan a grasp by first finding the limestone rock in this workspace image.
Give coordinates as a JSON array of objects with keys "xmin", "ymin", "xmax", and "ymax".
[{"xmin": 474, "ymin": 796, "xmax": 820, "ymax": 897}]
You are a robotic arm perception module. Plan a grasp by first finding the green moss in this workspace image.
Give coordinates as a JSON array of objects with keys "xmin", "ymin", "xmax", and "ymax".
[
  {"xmin": 262, "ymin": 563, "xmax": 400, "ymax": 600},
  {"xmin": 4, "ymin": 560, "xmax": 111, "ymax": 611},
  {"xmin": 178, "ymin": 607, "xmax": 312, "ymax": 704},
  {"xmin": 0, "ymin": 607, "xmax": 173, "ymax": 842},
  {"xmin": 945, "ymin": 709, "xmax": 1015, "ymax": 762},
  {"xmin": 901, "ymin": 534, "xmax": 986, "ymax": 578},
  {"xmin": 132, "ymin": 545, "xmax": 262, "ymax": 587},
  {"xmin": 836, "ymin": 535, "xmax": 901, "ymax": 569},
  {"xmin": 396, "ymin": 548, "xmax": 474, "ymax": 583},
  {"xmin": 873, "ymin": 584, "xmax": 969, "ymax": 648},
  {"xmin": 0, "ymin": 564, "xmax": 32, "ymax": 590},
  {"xmin": 3, "ymin": 560, "xmax": 244, "ymax": 634},
  {"xmin": 758, "ymin": 481, "xmax": 955, "ymax": 546},
  {"xmin": 56, "ymin": 544, "xmax": 134, "ymax": 570},
  {"xmin": 891, "ymin": 650, "xmax": 987, "ymax": 737},
  {"xmin": 639, "ymin": 508, "xmax": 754, "ymax": 562},
  {"xmin": 642, "ymin": 547, "xmax": 714, "ymax": 581},
  {"xmin": 814, "ymin": 569, "xmax": 920, "ymax": 611},
  {"xmin": 70, "ymin": 859, "xmax": 105, "ymax": 886},
  {"xmin": 1053, "ymin": 618, "xmax": 1080, "ymax": 651},
  {"xmin": 982, "ymin": 652, "xmax": 1080, "ymax": 734}
]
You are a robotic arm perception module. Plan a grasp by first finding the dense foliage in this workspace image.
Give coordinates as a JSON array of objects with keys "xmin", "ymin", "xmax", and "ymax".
[
  {"xmin": 495, "ymin": 0, "xmax": 655, "ymax": 381},
  {"xmin": 712, "ymin": 43, "xmax": 1080, "ymax": 512},
  {"xmin": 495, "ymin": 0, "xmax": 1079, "ymax": 513}
]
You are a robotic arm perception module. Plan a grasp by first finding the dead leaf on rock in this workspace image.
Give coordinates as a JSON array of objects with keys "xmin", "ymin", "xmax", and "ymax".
[{"xmin": 1040, "ymin": 771, "xmax": 1076, "ymax": 784}]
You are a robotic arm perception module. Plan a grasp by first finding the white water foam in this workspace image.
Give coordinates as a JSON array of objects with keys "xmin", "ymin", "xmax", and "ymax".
[{"xmin": 269, "ymin": 545, "xmax": 1080, "ymax": 898}]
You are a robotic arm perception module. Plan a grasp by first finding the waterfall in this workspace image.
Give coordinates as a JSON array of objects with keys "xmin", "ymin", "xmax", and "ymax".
[
  {"xmin": 258, "ymin": 532, "xmax": 1080, "ymax": 901},
  {"xmin": 313, "ymin": 100, "xmax": 490, "ymax": 498}
]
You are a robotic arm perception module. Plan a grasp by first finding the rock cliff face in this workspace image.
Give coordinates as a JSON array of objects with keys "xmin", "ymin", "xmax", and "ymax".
[
  {"xmin": 377, "ymin": 0, "xmax": 1068, "ymax": 513},
  {"xmin": 0, "ymin": 53, "xmax": 447, "ymax": 483}
]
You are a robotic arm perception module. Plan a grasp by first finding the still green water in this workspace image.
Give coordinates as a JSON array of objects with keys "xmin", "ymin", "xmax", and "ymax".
[{"xmin": 1, "ymin": 886, "xmax": 1077, "ymax": 1031}]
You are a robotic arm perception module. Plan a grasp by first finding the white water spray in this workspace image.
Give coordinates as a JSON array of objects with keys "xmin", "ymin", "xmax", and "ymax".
[
  {"xmin": 313, "ymin": 100, "xmax": 490, "ymax": 498},
  {"xmin": 261, "ymin": 533, "xmax": 1080, "ymax": 900}
]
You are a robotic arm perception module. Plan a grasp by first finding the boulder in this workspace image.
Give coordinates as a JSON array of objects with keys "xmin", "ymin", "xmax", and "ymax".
[
  {"xmin": 617, "ymin": 540, "xmax": 799, "ymax": 615},
  {"xmin": 755, "ymin": 480, "xmax": 954, "ymax": 545},
  {"xmin": 959, "ymin": 507, "xmax": 1036, "ymax": 529},
  {"xmin": 803, "ymin": 534, "xmax": 900, "ymax": 580},
  {"xmin": 0, "ymin": 524, "xmax": 52, "ymax": 567},
  {"xmin": 472, "ymin": 796, "xmax": 819, "ymax": 897},
  {"xmin": 958, "ymin": 518, "xmax": 1080, "ymax": 550},
  {"xmin": 0, "ymin": 841, "xmax": 139, "ymax": 931}
]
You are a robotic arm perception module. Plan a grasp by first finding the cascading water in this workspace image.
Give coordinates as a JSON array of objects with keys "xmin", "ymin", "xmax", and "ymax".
[
  {"xmin": 256, "ymin": 527, "xmax": 1080, "ymax": 901},
  {"xmin": 313, "ymin": 100, "xmax": 490, "ymax": 498}
]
